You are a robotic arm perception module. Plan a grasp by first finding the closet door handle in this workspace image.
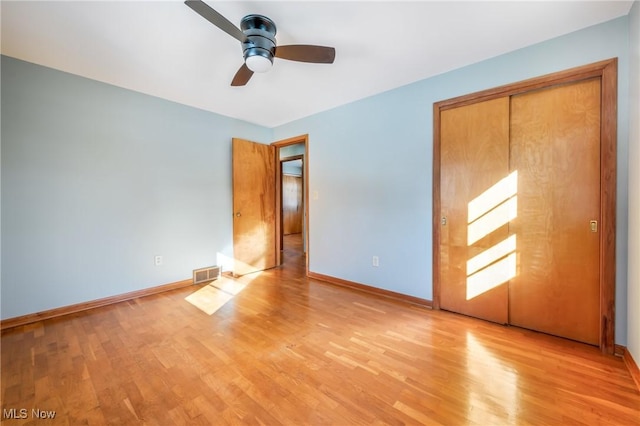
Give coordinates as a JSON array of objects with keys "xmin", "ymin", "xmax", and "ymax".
[{"xmin": 590, "ymin": 220, "xmax": 598, "ymax": 232}]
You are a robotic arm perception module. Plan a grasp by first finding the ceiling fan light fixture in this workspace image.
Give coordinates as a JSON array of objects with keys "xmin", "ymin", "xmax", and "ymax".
[
  {"xmin": 245, "ymin": 54, "xmax": 273, "ymax": 73},
  {"xmin": 184, "ymin": 2, "xmax": 336, "ymax": 86}
]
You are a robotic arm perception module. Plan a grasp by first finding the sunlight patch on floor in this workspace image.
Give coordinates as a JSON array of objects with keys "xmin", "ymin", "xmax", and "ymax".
[
  {"xmin": 211, "ymin": 276, "xmax": 248, "ymax": 295},
  {"xmin": 185, "ymin": 285, "xmax": 233, "ymax": 315},
  {"xmin": 185, "ymin": 276, "xmax": 249, "ymax": 315},
  {"xmin": 465, "ymin": 332, "xmax": 518, "ymax": 424}
]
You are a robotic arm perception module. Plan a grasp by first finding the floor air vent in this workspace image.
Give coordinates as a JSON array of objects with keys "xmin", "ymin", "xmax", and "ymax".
[{"xmin": 193, "ymin": 266, "xmax": 220, "ymax": 285}]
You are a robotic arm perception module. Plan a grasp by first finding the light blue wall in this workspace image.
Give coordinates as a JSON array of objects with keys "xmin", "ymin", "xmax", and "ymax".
[
  {"xmin": 1, "ymin": 56, "xmax": 271, "ymax": 319},
  {"xmin": 274, "ymin": 17, "xmax": 631, "ymax": 344},
  {"xmin": 280, "ymin": 143, "xmax": 305, "ymax": 158},
  {"xmin": 281, "ymin": 143, "xmax": 305, "ymax": 176},
  {"xmin": 2, "ymin": 15, "xmax": 634, "ymax": 347},
  {"xmin": 627, "ymin": 1, "xmax": 640, "ymax": 364},
  {"xmin": 282, "ymin": 162, "xmax": 302, "ymax": 177}
]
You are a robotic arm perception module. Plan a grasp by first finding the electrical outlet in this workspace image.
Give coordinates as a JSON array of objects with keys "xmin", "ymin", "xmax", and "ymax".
[
  {"xmin": 154, "ymin": 255, "xmax": 163, "ymax": 266},
  {"xmin": 372, "ymin": 256, "xmax": 379, "ymax": 267}
]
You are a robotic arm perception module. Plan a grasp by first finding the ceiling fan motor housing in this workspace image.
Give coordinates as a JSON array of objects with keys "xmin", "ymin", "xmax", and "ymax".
[{"xmin": 240, "ymin": 14, "xmax": 277, "ymax": 68}]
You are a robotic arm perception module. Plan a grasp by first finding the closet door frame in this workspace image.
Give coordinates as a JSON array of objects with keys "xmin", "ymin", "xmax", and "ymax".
[{"xmin": 432, "ymin": 58, "xmax": 618, "ymax": 354}]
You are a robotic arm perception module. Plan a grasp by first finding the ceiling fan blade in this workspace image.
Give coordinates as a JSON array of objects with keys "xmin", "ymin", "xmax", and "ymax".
[
  {"xmin": 231, "ymin": 63, "xmax": 254, "ymax": 86},
  {"xmin": 274, "ymin": 45, "xmax": 336, "ymax": 64},
  {"xmin": 185, "ymin": 0, "xmax": 247, "ymax": 43}
]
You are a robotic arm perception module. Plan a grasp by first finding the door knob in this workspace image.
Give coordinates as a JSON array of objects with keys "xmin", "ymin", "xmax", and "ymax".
[
  {"xmin": 235, "ymin": 212, "xmax": 241, "ymax": 217},
  {"xmin": 441, "ymin": 216, "xmax": 447, "ymax": 226}
]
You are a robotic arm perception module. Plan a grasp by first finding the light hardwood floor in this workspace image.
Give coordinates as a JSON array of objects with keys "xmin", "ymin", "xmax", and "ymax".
[{"xmin": 2, "ymin": 234, "xmax": 639, "ymax": 425}]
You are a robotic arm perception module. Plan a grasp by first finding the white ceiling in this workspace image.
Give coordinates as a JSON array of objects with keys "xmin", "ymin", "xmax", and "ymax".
[{"xmin": 1, "ymin": 1, "xmax": 632, "ymax": 128}]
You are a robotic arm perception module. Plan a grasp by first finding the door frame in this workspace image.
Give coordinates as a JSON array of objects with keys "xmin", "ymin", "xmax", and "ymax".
[
  {"xmin": 272, "ymin": 134, "xmax": 310, "ymax": 275},
  {"xmin": 432, "ymin": 58, "xmax": 618, "ymax": 354}
]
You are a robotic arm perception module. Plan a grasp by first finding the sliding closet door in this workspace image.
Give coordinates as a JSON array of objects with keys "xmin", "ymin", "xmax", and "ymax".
[
  {"xmin": 509, "ymin": 78, "xmax": 601, "ymax": 345},
  {"xmin": 440, "ymin": 97, "xmax": 510, "ymax": 324}
]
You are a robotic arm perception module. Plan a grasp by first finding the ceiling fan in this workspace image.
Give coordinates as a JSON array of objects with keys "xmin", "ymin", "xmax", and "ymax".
[{"xmin": 185, "ymin": 0, "xmax": 336, "ymax": 86}]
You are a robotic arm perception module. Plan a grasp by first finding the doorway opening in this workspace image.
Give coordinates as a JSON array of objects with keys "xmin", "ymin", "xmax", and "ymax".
[
  {"xmin": 281, "ymin": 155, "xmax": 305, "ymax": 268},
  {"xmin": 272, "ymin": 135, "xmax": 309, "ymax": 275}
]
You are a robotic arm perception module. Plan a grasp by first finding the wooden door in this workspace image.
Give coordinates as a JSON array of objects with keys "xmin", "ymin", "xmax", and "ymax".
[
  {"xmin": 283, "ymin": 175, "xmax": 303, "ymax": 235},
  {"xmin": 232, "ymin": 138, "xmax": 276, "ymax": 276},
  {"xmin": 509, "ymin": 79, "xmax": 601, "ymax": 345},
  {"xmin": 440, "ymin": 97, "xmax": 511, "ymax": 324}
]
